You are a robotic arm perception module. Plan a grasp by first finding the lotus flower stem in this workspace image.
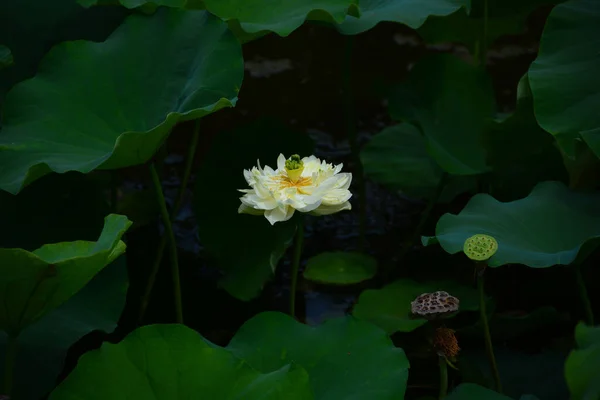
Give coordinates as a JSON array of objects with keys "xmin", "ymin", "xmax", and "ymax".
[
  {"xmin": 438, "ymin": 355, "xmax": 448, "ymax": 399},
  {"xmin": 139, "ymin": 122, "xmax": 200, "ymax": 324},
  {"xmin": 342, "ymin": 36, "xmax": 367, "ymax": 250},
  {"xmin": 477, "ymin": 270, "xmax": 502, "ymax": 393},
  {"xmin": 574, "ymin": 263, "xmax": 594, "ymax": 325},
  {"xmin": 172, "ymin": 121, "xmax": 201, "ymax": 214},
  {"xmin": 149, "ymin": 162, "xmax": 184, "ymax": 324},
  {"xmin": 289, "ymin": 219, "xmax": 305, "ymax": 318},
  {"xmin": 3, "ymin": 335, "xmax": 17, "ymax": 397}
]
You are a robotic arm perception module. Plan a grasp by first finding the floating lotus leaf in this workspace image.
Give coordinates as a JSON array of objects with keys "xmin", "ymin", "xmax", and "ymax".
[{"xmin": 303, "ymin": 252, "xmax": 377, "ymax": 285}]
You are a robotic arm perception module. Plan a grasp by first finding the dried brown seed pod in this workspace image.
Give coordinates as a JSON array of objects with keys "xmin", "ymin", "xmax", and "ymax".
[
  {"xmin": 433, "ymin": 327, "xmax": 460, "ymax": 358},
  {"xmin": 410, "ymin": 291, "xmax": 460, "ymax": 320}
]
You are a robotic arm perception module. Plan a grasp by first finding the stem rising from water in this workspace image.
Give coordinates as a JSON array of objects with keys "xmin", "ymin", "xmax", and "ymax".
[
  {"xmin": 438, "ymin": 355, "xmax": 448, "ymax": 400},
  {"xmin": 289, "ymin": 220, "xmax": 305, "ymax": 318},
  {"xmin": 139, "ymin": 122, "xmax": 200, "ymax": 324},
  {"xmin": 148, "ymin": 163, "xmax": 183, "ymax": 324},
  {"xmin": 477, "ymin": 270, "xmax": 502, "ymax": 393}
]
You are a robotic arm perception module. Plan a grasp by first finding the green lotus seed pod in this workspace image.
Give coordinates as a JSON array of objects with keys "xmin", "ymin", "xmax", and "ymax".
[
  {"xmin": 285, "ymin": 154, "xmax": 304, "ymax": 182},
  {"xmin": 463, "ymin": 234, "xmax": 498, "ymax": 261}
]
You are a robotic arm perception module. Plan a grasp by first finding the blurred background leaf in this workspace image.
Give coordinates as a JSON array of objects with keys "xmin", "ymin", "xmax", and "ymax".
[{"xmin": 388, "ymin": 54, "xmax": 493, "ymax": 175}]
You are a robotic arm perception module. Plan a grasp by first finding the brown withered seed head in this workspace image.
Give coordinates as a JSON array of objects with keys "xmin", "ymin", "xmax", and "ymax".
[{"xmin": 433, "ymin": 327, "xmax": 460, "ymax": 358}]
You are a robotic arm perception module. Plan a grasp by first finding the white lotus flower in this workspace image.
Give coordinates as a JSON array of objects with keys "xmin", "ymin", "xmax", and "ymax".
[{"xmin": 238, "ymin": 154, "xmax": 352, "ymax": 225}]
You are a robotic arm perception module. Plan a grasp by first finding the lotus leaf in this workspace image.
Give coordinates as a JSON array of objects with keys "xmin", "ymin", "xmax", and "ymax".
[
  {"xmin": 227, "ymin": 312, "xmax": 409, "ymax": 399},
  {"xmin": 529, "ymin": 0, "xmax": 600, "ymax": 158},
  {"xmin": 49, "ymin": 323, "xmax": 313, "ymax": 399},
  {"xmin": 422, "ymin": 181, "xmax": 600, "ymax": 267},
  {"xmin": 0, "ymin": 8, "xmax": 243, "ymax": 194}
]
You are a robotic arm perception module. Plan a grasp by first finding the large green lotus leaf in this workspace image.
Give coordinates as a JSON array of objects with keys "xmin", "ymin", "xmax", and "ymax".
[
  {"xmin": 49, "ymin": 324, "xmax": 313, "ymax": 400},
  {"xmin": 360, "ymin": 123, "xmax": 476, "ymax": 202},
  {"xmin": 336, "ymin": 0, "xmax": 467, "ymax": 34},
  {"xmin": 202, "ymin": 0, "xmax": 359, "ymax": 37},
  {"xmin": 193, "ymin": 118, "xmax": 314, "ymax": 301},
  {"xmin": 303, "ymin": 251, "xmax": 377, "ymax": 285},
  {"xmin": 446, "ymin": 383, "xmax": 514, "ymax": 400},
  {"xmin": 422, "ymin": 181, "xmax": 600, "ymax": 267},
  {"xmin": 361, "ymin": 123, "xmax": 440, "ymax": 197},
  {"xmin": 0, "ymin": 0, "xmax": 127, "ymax": 100},
  {"xmin": 227, "ymin": 311, "xmax": 409, "ymax": 399},
  {"xmin": 352, "ymin": 279, "xmax": 480, "ymax": 334},
  {"xmin": 565, "ymin": 323, "xmax": 600, "ymax": 400},
  {"xmin": 388, "ymin": 54, "xmax": 493, "ymax": 175},
  {"xmin": 484, "ymin": 74, "xmax": 568, "ymax": 201},
  {"xmin": 529, "ymin": 0, "xmax": 600, "ymax": 158},
  {"xmin": 0, "ymin": 256, "xmax": 127, "ymax": 400},
  {"xmin": 0, "ymin": 214, "xmax": 131, "ymax": 335},
  {"xmin": 0, "ymin": 8, "xmax": 243, "ymax": 195},
  {"xmin": 418, "ymin": 0, "xmax": 561, "ymax": 53}
]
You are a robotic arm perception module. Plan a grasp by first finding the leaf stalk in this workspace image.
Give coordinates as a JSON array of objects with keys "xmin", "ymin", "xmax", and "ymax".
[
  {"xmin": 140, "ymin": 123, "xmax": 200, "ymax": 324},
  {"xmin": 477, "ymin": 269, "xmax": 502, "ymax": 393},
  {"xmin": 438, "ymin": 355, "xmax": 448, "ymax": 399},
  {"xmin": 289, "ymin": 219, "xmax": 305, "ymax": 318}
]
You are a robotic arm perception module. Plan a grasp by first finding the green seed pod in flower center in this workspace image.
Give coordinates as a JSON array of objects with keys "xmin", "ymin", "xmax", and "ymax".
[
  {"xmin": 463, "ymin": 234, "xmax": 498, "ymax": 261},
  {"xmin": 285, "ymin": 154, "xmax": 304, "ymax": 182}
]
